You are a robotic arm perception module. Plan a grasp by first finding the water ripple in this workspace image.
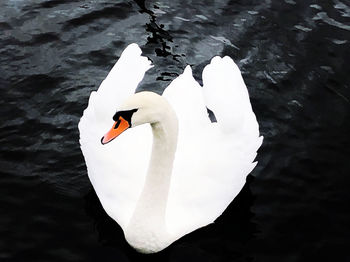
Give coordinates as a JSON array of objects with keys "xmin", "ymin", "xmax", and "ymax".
[
  {"xmin": 1, "ymin": 0, "xmax": 349, "ymax": 261},
  {"xmin": 313, "ymin": 11, "xmax": 350, "ymax": 30}
]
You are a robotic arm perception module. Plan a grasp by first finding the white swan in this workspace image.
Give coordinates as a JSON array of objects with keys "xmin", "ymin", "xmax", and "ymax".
[{"xmin": 78, "ymin": 43, "xmax": 262, "ymax": 253}]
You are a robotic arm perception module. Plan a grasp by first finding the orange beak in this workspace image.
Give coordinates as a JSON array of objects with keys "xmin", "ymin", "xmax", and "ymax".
[{"xmin": 101, "ymin": 116, "xmax": 130, "ymax": 145}]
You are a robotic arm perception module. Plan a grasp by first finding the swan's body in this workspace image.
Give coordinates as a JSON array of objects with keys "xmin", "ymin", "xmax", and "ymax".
[{"xmin": 79, "ymin": 43, "xmax": 262, "ymax": 253}]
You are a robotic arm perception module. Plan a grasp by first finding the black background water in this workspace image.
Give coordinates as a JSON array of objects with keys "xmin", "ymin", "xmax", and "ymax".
[{"xmin": 1, "ymin": 0, "xmax": 350, "ymax": 261}]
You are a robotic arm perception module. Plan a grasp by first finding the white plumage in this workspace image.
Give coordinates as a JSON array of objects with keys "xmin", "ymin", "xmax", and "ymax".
[{"xmin": 78, "ymin": 43, "xmax": 262, "ymax": 253}]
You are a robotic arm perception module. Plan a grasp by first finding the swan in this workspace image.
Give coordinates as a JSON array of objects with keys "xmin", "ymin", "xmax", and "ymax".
[{"xmin": 78, "ymin": 43, "xmax": 262, "ymax": 253}]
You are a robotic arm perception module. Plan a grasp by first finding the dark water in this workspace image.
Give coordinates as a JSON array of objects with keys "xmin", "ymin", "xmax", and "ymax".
[{"xmin": 1, "ymin": 0, "xmax": 350, "ymax": 261}]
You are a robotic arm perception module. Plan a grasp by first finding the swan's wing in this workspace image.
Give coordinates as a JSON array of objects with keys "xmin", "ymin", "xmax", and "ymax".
[
  {"xmin": 166, "ymin": 57, "xmax": 263, "ymax": 238},
  {"xmin": 203, "ymin": 56, "xmax": 258, "ymax": 135},
  {"xmin": 163, "ymin": 65, "xmax": 210, "ymax": 134},
  {"xmin": 79, "ymin": 43, "xmax": 153, "ymax": 230},
  {"xmin": 92, "ymin": 43, "xmax": 153, "ymax": 128},
  {"xmin": 202, "ymin": 56, "xmax": 262, "ymax": 160}
]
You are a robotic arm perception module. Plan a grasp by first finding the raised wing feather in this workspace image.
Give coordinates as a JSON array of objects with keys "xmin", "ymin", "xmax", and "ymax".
[
  {"xmin": 79, "ymin": 43, "xmax": 152, "ymax": 230},
  {"xmin": 165, "ymin": 57, "xmax": 262, "ymax": 238},
  {"xmin": 93, "ymin": 43, "xmax": 153, "ymax": 129},
  {"xmin": 163, "ymin": 66, "xmax": 210, "ymax": 132}
]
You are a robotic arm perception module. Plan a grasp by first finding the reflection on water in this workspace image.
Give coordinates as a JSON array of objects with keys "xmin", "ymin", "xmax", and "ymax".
[{"xmin": 1, "ymin": 0, "xmax": 349, "ymax": 261}]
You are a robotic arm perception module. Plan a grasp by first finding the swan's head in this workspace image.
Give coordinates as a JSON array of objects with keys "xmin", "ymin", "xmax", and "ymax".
[{"xmin": 101, "ymin": 91, "xmax": 173, "ymax": 145}]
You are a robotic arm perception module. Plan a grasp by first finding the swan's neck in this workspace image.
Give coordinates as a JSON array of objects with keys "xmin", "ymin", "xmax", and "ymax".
[{"xmin": 125, "ymin": 108, "xmax": 178, "ymax": 253}]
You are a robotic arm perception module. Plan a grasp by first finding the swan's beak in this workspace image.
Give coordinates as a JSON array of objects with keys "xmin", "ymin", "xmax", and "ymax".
[{"xmin": 101, "ymin": 116, "xmax": 130, "ymax": 145}]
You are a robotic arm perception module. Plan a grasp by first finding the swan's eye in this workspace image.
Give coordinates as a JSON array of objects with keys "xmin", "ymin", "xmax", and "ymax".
[
  {"xmin": 114, "ymin": 119, "xmax": 121, "ymax": 129},
  {"xmin": 113, "ymin": 108, "xmax": 139, "ymax": 124}
]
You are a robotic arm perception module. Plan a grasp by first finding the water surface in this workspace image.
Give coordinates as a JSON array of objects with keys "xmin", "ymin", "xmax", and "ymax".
[{"xmin": 1, "ymin": 0, "xmax": 350, "ymax": 261}]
